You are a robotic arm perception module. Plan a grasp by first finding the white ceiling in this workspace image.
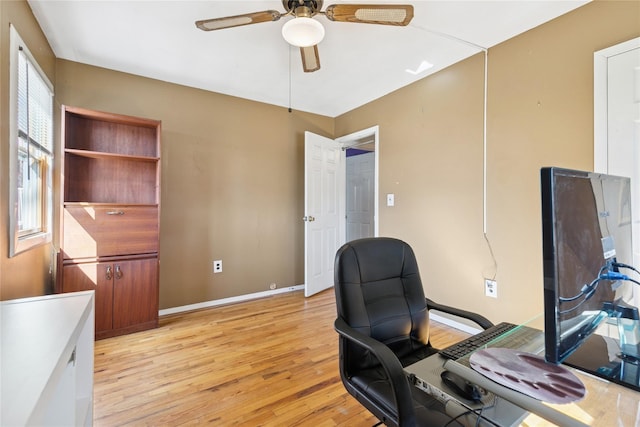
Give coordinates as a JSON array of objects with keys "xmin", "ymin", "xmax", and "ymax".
[{"xmin": 28, "ymin": 1, "xmax": 589, "ymax": 117}]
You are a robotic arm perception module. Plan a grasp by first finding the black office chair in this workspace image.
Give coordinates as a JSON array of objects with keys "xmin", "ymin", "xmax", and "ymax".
[{"xmin": 334, "ymin": 237, "xmax": 494, "ymax": 427}]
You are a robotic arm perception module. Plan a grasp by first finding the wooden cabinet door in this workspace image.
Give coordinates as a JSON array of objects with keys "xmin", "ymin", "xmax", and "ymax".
[
  {"xmin": 62, "ymin": 263, "xmax": 114, "ymax": 334},
  {"xmin": 63, "ymin": 206, "xmax": 159, "ymax": 259},
  {"xmin": 112, "ymin": 258, "xmax": 159, "ymax": 329}
]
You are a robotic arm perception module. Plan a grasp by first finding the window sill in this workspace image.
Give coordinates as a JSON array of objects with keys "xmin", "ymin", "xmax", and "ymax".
[{"xmin": 11, "ymin": 232, "xmax": 52, "ymax": 257}]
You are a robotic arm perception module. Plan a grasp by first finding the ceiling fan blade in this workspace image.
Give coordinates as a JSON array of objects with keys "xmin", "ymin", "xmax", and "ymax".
[
  {"xmin": 195, "ymin": 10, "xmax": 281, "ymax": 31},
  {"xmin": 324, "ymin": 4, "xmax": 413, "ymax": 26},
  {"xmin": 300, "ymin": 45, "xmax": 321, "ymax": 73}
]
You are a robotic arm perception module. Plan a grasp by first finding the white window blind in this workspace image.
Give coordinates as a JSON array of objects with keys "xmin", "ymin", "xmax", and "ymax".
[
  {"xmin": 9, "ymin": 24, "xmax": 54, "ymax": 256},
  {"xmin": 17, "ymin": 49, "xmax": 53, "ymax": 154}
]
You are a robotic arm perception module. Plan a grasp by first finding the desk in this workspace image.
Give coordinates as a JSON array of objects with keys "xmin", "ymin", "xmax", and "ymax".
[
  {"xmin": 444, "ymin": 356, "xmax": 639, "ymax": 426},
  {"xmin": 405, "ymin": 323, "xmax": 640, "ymax": 426},
  {"xmin": 520, "ymin": 367, "xmax": 639, "ymax": 426},
  {"xmin": 1, "ymin": 291, "xmax": 95, "ymax": 426}
]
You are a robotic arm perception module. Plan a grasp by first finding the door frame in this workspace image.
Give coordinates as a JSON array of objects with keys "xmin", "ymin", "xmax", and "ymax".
[
  {"xmin": 593, "ymin": 37, "xmax": 640, "ymax": 308},
  {"xmin": 593, "ymin": 37, "xmax": 639, "ymax": 172},
  {"xmin": 336, "ymin": 125, "xmax": 380, "ymax": 238}
]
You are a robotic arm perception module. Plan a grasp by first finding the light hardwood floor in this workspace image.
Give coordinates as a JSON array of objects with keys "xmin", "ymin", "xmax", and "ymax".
[{"xmin": 94, "ymin": 288, "xmax": 469, "ymax": 426}]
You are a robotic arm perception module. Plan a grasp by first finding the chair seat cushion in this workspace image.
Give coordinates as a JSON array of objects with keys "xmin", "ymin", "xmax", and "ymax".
[{"xmin": 398, "ymin": 345, "xmax": 439, "ymax": 367}]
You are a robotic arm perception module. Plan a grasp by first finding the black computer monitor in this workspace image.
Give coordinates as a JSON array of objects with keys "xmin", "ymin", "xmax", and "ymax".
[{"xmin": 541, "ymin": 167, "xmax": 639, "ymax": 389}]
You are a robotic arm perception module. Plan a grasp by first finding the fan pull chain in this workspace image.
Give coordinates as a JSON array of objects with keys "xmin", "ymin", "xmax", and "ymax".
[{"xmin": 288, "ymin": 45, "xmax": 292, "ymax": 113}]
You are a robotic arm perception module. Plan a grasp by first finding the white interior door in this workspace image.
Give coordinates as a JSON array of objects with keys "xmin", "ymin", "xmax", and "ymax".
[
  {"xmin": 304, "ymin": 131, "xmax": 344, "ymax": 297},
  {"xmin": 594, "ymin": 37, "xmax": 640, "ymax": 306},
  {"xmin": 346, "ymin": 151, "xmax": 375, "ymax": 242}
]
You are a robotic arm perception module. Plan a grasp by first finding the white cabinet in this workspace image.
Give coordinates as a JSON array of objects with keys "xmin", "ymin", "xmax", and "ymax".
[{"xmin": 1, "ymin": 291, "xmax": 95, "ymax": 426}]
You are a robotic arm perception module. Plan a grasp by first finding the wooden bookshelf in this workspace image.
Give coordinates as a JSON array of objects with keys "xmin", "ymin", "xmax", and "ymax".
[{"xmin": 59, "ymin": 105, "xmax": 161, "ymax": 339}]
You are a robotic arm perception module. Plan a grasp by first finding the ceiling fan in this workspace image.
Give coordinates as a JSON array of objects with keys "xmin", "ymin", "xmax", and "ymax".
[{"xmin": 195, "ymin": 1, "xmax": 414, "ymax": 73}]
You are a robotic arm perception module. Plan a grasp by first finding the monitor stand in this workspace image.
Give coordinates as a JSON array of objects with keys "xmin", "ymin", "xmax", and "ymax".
[
  {"xmin": 567, "ymin": 303, "xmax": 640, "ymax": 391},
  {"xmin": 564, "ymin": 331, "xmax": 640, "ymax": 391}
]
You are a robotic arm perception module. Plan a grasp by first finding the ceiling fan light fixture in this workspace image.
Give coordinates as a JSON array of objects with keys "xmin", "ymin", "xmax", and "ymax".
[{"xmin": 281, "ymin": 17, "xmax": 325, "ymax": 47}]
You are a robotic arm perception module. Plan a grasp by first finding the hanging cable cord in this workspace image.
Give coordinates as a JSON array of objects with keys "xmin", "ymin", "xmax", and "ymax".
[
  {"xmin": 288, "ymin": 45, "xmax": 292, "ymax": 113},
  {"xmin": 410, "ymin": 24, "xmax": 496, "ymax": 279},
  {"xmin": 442, "ymin": 395, "xmax": 499, "ymax": 427},
  {"xmin": 559, "ymin": 262, "xmax": 640, "ymax": 315},
  {"xmin": 613, "ymin": 261, "xmax": 640, "ymax": 278}
]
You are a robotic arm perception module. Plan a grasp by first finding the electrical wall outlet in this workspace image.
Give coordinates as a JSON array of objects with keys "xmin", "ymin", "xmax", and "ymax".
[
  {"xmin": 386, "ymin": 193, "xmax": 395, "ymax": 207},
  {"xmin": 213, "ymin": 260, "xmax": 222, "ymax": 273},
  {"xmin": 484, "ymin": 279, "xmax": 497, "ymax": 298},
  {"xmin": 269, "ymin": 283, "xmax": 277, "ymax": 290}
]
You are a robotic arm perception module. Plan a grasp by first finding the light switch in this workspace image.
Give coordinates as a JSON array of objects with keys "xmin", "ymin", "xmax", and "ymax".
[{"xmin": 387, "ymin": 194, "xmax": 395, "ymax": 207}]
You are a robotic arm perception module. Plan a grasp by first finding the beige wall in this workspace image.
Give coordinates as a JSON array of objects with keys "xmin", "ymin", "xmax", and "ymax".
[
  {"xmin": 54, "ymin": 60, "xmax": 334, "ymax": 309},
  {"xmin": 3, "ymin": 0, "xmax": 639, "ymax": 323},
  {"xmin": 335, "ymin": 0, "xmax": 640, "ymax": 323},
  {"xmin": 0, "ymin": 0, "xmax": 56, "ymax": 300}
]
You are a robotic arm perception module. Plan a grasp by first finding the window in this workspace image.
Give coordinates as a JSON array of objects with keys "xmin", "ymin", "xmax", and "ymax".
[{"xmin": 9, "ymin": 24, "xmax": 54, "ymax": 256}]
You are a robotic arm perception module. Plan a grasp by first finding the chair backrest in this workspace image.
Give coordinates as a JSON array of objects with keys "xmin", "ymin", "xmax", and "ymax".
[{"xmin": 334, "ymin": 237, "xmax": 430, "ymax": 370}]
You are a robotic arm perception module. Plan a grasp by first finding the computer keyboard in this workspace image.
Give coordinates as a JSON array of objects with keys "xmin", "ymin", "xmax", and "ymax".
[{"xmin": 439, "ymin": 321, "xmax": 528, "ymax": 361}]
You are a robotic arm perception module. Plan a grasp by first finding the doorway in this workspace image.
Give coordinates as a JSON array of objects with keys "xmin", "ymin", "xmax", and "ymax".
[
  {"xmin": 345, "ymin": 141, "xmax": 375, "ymax": 242},
  {"xmin": 594, "ymin": 37, "xmax": 640, "ymax": 306},
  {"xmin": 337, "ymin": 125, "xmax": 379, "ymax": 242}
]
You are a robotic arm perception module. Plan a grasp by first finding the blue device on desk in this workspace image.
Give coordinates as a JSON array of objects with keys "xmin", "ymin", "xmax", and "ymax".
[{"xmin": 541, "ymin": 167, "xmax": 640, "ymax": 391}]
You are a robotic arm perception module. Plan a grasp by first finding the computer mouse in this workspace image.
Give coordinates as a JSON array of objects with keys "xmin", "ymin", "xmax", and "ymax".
[{"xmin": 440, "ymin": 370, "xmax": 484, "ymax": 401}]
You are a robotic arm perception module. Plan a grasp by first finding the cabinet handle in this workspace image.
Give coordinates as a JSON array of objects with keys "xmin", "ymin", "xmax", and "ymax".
[
  {"xmin": 115, "ymin": 265, "xmax": 123, "ymax": 279},
  {"xmin": 106, "ymin": 265, "xmax": 113, "ymax": 280},
  {"xmin": 106, "ymin": 210, "xmax": 125, "ymax": 215}
]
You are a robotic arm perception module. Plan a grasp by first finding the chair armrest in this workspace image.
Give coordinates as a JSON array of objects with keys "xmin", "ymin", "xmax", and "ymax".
[
  {"xmin": 426, "ymin": 298, "xmax": 494, "ymax": 330},
  {"xmin": 334, "ymin": 317, "xmax": 416, "ymax": 425}
]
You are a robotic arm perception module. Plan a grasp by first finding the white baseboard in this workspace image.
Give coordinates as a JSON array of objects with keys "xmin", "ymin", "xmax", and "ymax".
[
  {"xmin": 429, "ymin": 313, "xmax": 483, "ymax": 336},
  {"xmin": 160, "ymin": 286, "xmax": 484, "ymax": 337},
  {"xmin": 159, "ymin": 285, "xmax": 305, "ymax": 316}
]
